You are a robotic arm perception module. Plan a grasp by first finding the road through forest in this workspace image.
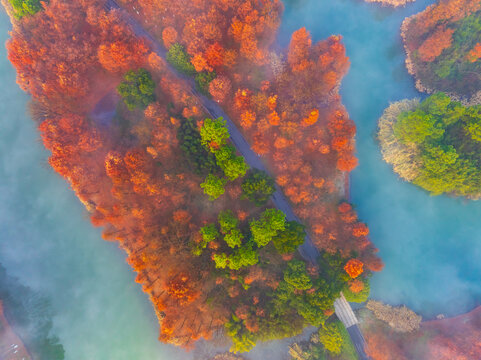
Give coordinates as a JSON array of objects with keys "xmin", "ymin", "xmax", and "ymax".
[{"xmin": 105, "ymin": 1, "xmax": 368, "ymax": 358}]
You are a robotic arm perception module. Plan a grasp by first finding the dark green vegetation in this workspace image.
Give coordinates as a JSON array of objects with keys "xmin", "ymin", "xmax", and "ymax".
[
  {"xmin": 8, "ymin": 0, "xmax": 43, "ymax": 19},
  {"xmin": 273, "ymin": 221, "xmax": 306, "ymax": 254},
  {"xmin": 117, "ymin": 68, "xmax": 156, "ymax": 110},
  {"xmin": 416, "ymin": 10, "xmax": 481, "ymax": 97},
  {"xmin": 0, "ymin": 264, "xmax": 64, "ymax": 359},
  {"xmin": 195, "ymin": 71, "xmax": 216, "ymax": 95},
  {"xmin": 241, "ymin": 169, "xmax": 276, "ymax": 206},
  {"xmin": 177, "ymin": 118, "xmax": 218, "ymax": 175},
  {"xmin": 166, "ymin": 43, "xmax": 196, "ymax": 76},
  {"xmin": 393, "ymin": 92, "xmax": 481, "ymax": 197}
]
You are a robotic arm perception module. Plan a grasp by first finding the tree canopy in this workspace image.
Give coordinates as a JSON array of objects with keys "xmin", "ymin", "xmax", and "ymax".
[
  {"xmin": 241, "ymin": 169, "xmax": 276, "ymax": 205},
  {"xmin": 117, "ymin": 68, "xmax": 155, "ymax": 110},
  {"xmin": 249, "ymin": 208, "xmax": 286, "ymax": 247},
  {"xmin": 284, "ymin": 259, "xmax": 312, "ymax": 290},
  {"xmin": 200, "ymin": 174, "xmax": 227, "ymax": 200},
  {"xmin": 272, "ymin": 221, "xmax": 306, "ymax": 254},
  {"xmin": 177, "ymin": 118, "xmax": 218, "ymax": 175},
  {"xmin": 166, "ymin": 43, "xmax": 196, "ymax": 75},
  {"xmin": 387, "ymin": 93, "xmax": 481, "ymax": 197}
]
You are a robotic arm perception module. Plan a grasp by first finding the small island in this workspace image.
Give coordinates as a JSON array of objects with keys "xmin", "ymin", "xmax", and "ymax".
[
  {"xmin": 378, "ymin": 92, "xmax": 481, "ymax": 198},
  {"xmin": 402, "ymin": 0, "xmax": 481, "ymax": 104}
]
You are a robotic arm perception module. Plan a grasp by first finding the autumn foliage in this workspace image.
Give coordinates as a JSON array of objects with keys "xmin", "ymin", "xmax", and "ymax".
[
  {"xmin": 402, "ymin": 0, "xmax": 481, "ymax": 99},
  {"xmin": 4, "ymin": 0, "xmax": 382, "ymax": 351},
  {"xmin": 344, "ymin": 259, "xmax": 364, "ymax": 279}
]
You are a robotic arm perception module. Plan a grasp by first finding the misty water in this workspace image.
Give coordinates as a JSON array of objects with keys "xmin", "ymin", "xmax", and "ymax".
[{"xmin": 1, "ymin": 0, "xmax": 480, "ymax": 358}]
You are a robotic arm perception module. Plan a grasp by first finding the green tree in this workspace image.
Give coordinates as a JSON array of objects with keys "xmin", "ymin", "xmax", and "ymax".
[
  {"xmin": 387, "ymin": 93, "xmax": 481, "ymax": 197},
  {"xmin": 227, "ymin": 241, "xmax": 258, "ymax": 270},
  {"xmin": 9, "ymin": 0, "xmax": 43, "ymax": 19},
  {"xmin": 195, "ymin": 71, "xmax": 216, "ymax": 95},
  {"xmin": 394, "ymin": 108, "xmax": 444, "ymax": 144},
  {"xmin": 249, "ymin": 209, "xmax": 286, "ymax": 247},
  {"xmin": 318, "ymin": 321, "xmax": 344, "ymax": 355},
  {"xmin": 272, "ymin": 221, "xmax": 305, "ymax": 254},
  {"xmin": 465, "ymin": 120, "xmax": 481, "ymax": 141},
  {"xmin": 284, "ymin": 260, "xmax": 312, "ymax": 290},
  {"xmin": 200, "ymin": 174, "xmax": 227, "ymax": 200},
  {"xmin": 225, "ymin": 316, "xmax": 256, "ymax": 353},
  {"xmin": 117, "ymin": 69, "xmax": 155, "ymax": 110},
  {"xmin": 213, "ymin": 253, "xmax": 229, "ymax": 269},
  {"xmin": 241, "ymin": 169, "xmax": 276, "ymax": 205},
  {"xmin": 200, "ymin": 224, "xmax": 219, "ymax": 242},
  {"xmin": 166, "ymin": 43, "xmax": 196, "ymax": 75},
  {"xmin": 218, "ymin": 210, "xmax": 238, "ymax": 233},
  {"xmin": 193, "ymin": 223, "xmax": 219, "ymax": 256},
  {"xmin": 219, "ymin": 154, "xmax": 249, "ymax": 181},
  {"xmin": 224, "ymin": 229, "xmax": 244, "ymax": 249},
  {"xmin": 177, "ymin": 118, "xmax": 218, "ymax": 175},
  {"xmin": 200, "ymin": 117, "xmax": 230, "ymax": 150}
]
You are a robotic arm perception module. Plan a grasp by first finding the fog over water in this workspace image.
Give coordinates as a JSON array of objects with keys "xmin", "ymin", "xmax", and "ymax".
[{"xmin": 1, "ymin": 0, "xmax": 481, "ymax": 359}]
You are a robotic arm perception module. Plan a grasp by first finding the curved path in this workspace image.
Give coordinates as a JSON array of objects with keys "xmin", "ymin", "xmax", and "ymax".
[{"xmin": 105, "ymin": 1, "xmax": 369, "ymax": 358}]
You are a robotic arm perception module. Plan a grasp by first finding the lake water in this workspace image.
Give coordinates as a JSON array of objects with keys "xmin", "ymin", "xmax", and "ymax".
[{"xmin": 1, "ymin": 0, "xmax": 480, "ymax": 358}]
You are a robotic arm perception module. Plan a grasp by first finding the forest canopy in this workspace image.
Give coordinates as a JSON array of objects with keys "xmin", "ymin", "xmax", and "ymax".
[
  {"xmin": 402, "ymin": 0, "xmax": 481, "ymax": 102},
  {"xmin": 379, "ymin": 92, "xmax": 481, "ymax": 198}
]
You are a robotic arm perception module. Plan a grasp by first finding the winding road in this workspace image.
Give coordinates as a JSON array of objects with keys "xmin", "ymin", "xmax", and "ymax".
[{"xmin": 105, "ymin": 1, "xmax": 369, "ymax": 358}]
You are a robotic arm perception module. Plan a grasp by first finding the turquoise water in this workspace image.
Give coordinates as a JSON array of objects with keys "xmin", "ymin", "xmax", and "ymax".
[
  {"xmin": 280, "ymin": 0, "xmax": 481, "ymax": 318},
  {"xmin": 1, "ymin": 0, "xmax": 481, "ymax": 358}
]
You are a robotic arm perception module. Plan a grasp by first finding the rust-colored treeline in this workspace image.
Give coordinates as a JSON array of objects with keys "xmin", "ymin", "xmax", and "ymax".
[
  {"xmin": 4, "ymin": 0, "xmax": 238, "ymax": 345},
  {"xmin": 120, "ymin": 0, "xmax": 283, "ymax": 69},
  {"xmin": 118, "ymin": 0, "xmax": 382, "ymax": 272},
  {"xmin": 228, "ymin": 29, "xmax": 381, "ymax": 269}
]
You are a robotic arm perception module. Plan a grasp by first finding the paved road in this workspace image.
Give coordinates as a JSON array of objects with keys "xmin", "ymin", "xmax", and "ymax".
[{"xmin": 105, "ymin": 1, "xmax": 369, "ymax": 357}]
